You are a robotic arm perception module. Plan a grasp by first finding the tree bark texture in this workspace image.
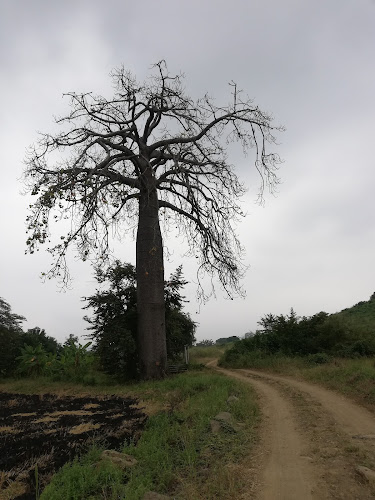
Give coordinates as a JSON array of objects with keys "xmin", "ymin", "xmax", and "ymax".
[{"xmin": 136, "ymin": 174, "xmax": 167, "ymax": 379}]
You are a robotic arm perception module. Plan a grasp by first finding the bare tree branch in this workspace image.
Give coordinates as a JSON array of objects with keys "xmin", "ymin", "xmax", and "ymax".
[{"xmin": 23, "ymin": 61, "xmax": 283, "ymax": 298}]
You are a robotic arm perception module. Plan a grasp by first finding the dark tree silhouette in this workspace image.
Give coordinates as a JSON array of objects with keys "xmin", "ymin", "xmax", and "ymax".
[
  {"xmin": 23, "ymin": 61, "xmax": 283, "ymax": 379},
  {"xmin": 83, "ymin": 261, "xmax": 196, "ymax": 379},
  {"xmin": 0, "ymin": 297, "xmax": 25, "ymax": 332},
  {"xmin": 0, "ymin": 297, "xmax": 25, "ymax": 376}
]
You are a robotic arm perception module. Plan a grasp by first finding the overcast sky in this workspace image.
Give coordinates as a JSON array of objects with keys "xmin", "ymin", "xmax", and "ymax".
[{"xmin": 1, "ymin": 0, "xmax": 374, "ymax": 344}]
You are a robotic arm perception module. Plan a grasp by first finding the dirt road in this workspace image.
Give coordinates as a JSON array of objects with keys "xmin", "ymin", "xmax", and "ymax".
[{"xmin": 215, "ymin": 365, "xmax": 375, "ymax": 499}]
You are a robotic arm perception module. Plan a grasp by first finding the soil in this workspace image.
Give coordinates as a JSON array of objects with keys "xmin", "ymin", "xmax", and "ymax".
[
  {"xmin": 4, "ymin": 368, "xmax": 375, "ymax": 500},
  {"xmin": 0, "ymin": 391, "xmax": 147, "ymax": 500},
  {"xmin": 214, "ymin": 365, "xmax": 375, "ymax": 499}
]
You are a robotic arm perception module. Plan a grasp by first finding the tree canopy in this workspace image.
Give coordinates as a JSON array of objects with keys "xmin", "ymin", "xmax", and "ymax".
[{"xmin": 83, "ymin": 261, "xmax": 196, "ymax": 379}]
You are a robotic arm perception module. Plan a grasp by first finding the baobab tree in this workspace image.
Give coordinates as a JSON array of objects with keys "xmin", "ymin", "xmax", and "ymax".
[{"xmin": 23, "ymin": 61, "xmax": 283, "ymax": 379}]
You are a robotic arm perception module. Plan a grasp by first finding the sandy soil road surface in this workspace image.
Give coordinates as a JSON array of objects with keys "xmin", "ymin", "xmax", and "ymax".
[{"xmin": 214, "ymin": 365, "xmax": 375, "ymax": 500}]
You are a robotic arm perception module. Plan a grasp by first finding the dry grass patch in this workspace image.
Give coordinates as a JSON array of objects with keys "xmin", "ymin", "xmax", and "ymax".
[
  {"xmin": 47, "ymin": 410, "xmax": 94, "ymax": 416},
  {"xmin": 0, "ymin": 427, "xmax": 17, "ymax": 434},
  {"xmin": 69, "ymin": 422, "xmax": 102, "ymax": 434},
  {"xmin": 83, "ymin": 403, "xmax": 100, "ymax": 409},
  {"xmin": 11, "ymin": 412, "xmax": 37, "ymax": 417}
]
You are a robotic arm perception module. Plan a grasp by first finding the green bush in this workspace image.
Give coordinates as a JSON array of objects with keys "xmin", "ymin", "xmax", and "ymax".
[
  {"xmin": 40, "ymin": 446, "xmax": 126, "ymax": 500},
  {"xmin": 84, "ymin": 261, "xmax": 196, "ymax": 379},
  {"xmin": 15, "ymin": 338, "xmax": 97, "ymax": 383},
  {"xmin": 48, "ymin": 338, "xmax": 96, "ymax": 383},
  {"xmin": 41, "ymin": 373, "xmax": 259, "ymax": 500},
  {"xmin": 16, "ymin": 344, "xmax": 51, "ymax": 377},
  {"xmin": 221, "ymin": 302, "xmax": 375, "ymax": 369}
]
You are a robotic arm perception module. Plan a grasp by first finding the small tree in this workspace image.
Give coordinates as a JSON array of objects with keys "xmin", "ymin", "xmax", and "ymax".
[
  {"xmin": 83, "ymin": 261, "xmax": 195, "ymax": 379},
  {"xmin": 23, "ymin": 61, "xmax": 282, "ymax": 378},
  {"xmin": 16, "ymin": 344, "xmax": 48, "ymax": 377},
  {"xmin": 57, "ymin": 337, "xmax": 94, "ymax": 382},
  {"xmin": 195, "ymin": 339, "xmax": 215, "ymax": 347}
]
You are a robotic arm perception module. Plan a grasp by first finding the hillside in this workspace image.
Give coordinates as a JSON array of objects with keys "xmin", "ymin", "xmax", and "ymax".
[{"xmin": 334, "ymin": 292, "xmax": 375, "ymax": 334}]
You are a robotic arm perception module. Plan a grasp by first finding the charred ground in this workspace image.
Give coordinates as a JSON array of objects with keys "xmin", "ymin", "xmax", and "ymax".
[{"xmin": 0, "ymin": 391, "xmax": 147, "ymax": 499}]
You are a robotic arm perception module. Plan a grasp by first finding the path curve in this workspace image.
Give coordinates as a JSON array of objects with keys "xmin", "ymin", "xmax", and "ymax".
[
  {"xmin": 211, "ymin": 363, "xmax": 375, "ymax": 499},
  {"xmin": 237, "ymin": 369, "xmax": 375, "ymax": 439},
  {"xmin": 219, "ymin": 367, "xmax": 315, "ymax": 499}
]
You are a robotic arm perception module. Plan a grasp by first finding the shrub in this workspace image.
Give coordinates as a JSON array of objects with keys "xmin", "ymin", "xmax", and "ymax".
[
  {"xmin": 0, "ymin": 327, "xmax": 22, "ymax": 376},
  {"xmin": 16, "ymin": 344, "xmax": 51, "ymax": 376},
  {"xmin": 307, "ymin": 353, "xmax": 331, "ymax": 365}
]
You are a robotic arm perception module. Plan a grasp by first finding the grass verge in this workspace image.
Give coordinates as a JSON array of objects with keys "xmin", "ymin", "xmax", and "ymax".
[
  {"xmin": 300, "ymin": 357, "xmax": 375, "ymax": 407},
  {"xmin": 188, "ymin": 344, "xmax": 231, "ymax": 366},
  {"xmin": 9, "ymin": 370, "xmax": 259, "ymax": 499},
  {"xmin": 219, "ymin": 352, "xmax": 375, "ymax": 411}
]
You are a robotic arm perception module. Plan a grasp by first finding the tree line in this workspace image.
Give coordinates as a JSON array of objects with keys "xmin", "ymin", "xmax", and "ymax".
[
  {"xmin": 0, "ymin": 261, "xmax": 195, "ymax": 381},
  {"xmin": 221, "ymin": 294, "xmax": 375, "ymax": 366}
]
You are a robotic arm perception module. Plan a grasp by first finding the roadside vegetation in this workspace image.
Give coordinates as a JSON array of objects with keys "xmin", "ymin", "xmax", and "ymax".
[
  {"xmin": 219, "ymin": 293, "xmax": 375, "ymax": 409},
  {"xmin": 0, "ymin": 262, "xmax": 196, "ymax": 383},
  {"xmin": 1, "ymin": 371, "xmax": 259, "ymax": 499},
  {"xmin": 189, "ymin": 343, "xmax": 231, "ymax": 366},
  {"xmin": 0, "ymin": 293, "xmax": 259, "ymax": 499},
  {"xmin": 42, "ymin": 372, "xmax": 258, "ymax": 500}
]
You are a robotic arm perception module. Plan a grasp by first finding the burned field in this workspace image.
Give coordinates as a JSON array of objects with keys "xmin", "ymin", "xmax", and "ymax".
[{"xmin": 0, "ymin": 391, "xmax": 147, "ymax": 499}]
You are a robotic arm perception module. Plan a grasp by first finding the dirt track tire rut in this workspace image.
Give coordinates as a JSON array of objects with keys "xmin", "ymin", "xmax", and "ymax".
[
  {"xmin": 229, "ymin": 369, "xmax": 315, "ymax": 499},
  {"xmin": 215, "ymin": 366, "xmax": 375, "ymax": 500}
]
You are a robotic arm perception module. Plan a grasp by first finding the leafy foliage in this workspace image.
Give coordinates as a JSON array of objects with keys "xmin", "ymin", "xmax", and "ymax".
[
  {"xmin": 0, "ymin": 297, "xmax": 25, "ymax": 332},
  {"xmin": 52, "ymin": 337, "xmax": 95, "ymax": 382},
  {"xmin": 336, "ymin": 293, "xmax": 375, "ymax": 335},
  {"xmin": 83, "ymin": 261, "xmax": 196, "ymax": 379},
  {"xmin": 20, "ymin": 327, "xmax": 61, "ymax": 354},
  {"xmin": 216, "ymin": 336, "xmax": 239, "ymax": 345},
  {"xmin": 0, "ymin": 297, "xmax": 98, "ymax": 381},
  {"xmin": 0, "ymin": 298, "xmax": 25, "ymax": 376},
  {"xmin": 221, "ymin": 293, "xmax": 375, "ymax": 367},
  {"xmin": 16, "ymin": 337, "xmax": 95, "ymax": 383},
  {"xmin": 195, "ymin": 339, "xmax": 215, "ymax": 347},
  {"xmin": 16, "ymin": 344, "xmax": 51, "ymax": 377},
  {"xmin": 0, "ymin": 327, "xmax": 22, "ymax": 376}
]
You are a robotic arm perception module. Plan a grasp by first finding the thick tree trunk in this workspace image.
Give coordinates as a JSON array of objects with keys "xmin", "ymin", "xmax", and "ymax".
[{"xmin": 136, "ymin": 178, "xmax": 167, "ymax": 379}]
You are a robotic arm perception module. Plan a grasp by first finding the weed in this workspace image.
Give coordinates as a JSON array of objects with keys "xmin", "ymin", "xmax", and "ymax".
[
  {"xmin": 37, "ymin": 371, "xmax": 259, "ymax": 499},
  {"xmin": 220, "ymin": 350, "xmax": 375, "ymax": 411},
  {"xmin": 34, "ymin": 464, "xmax": 39, "ymax": 500},
  {"xmin": 189, "ymin": 344, "xmax": 230, "ymax": 364}
]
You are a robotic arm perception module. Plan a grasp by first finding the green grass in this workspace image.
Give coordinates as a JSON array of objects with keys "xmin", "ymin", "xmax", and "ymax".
[
  {"xmin": 40, "ymin": 447, "xmax": 127, "ymax": 500},
  {"xmin": 220, "ymin": 351, "xmax": 375, "ymax": 410},
  {"xmin": 219, "ymin": 351, "xmax": 309, "ymax": 374},
  {"xmin": 189, "ymin": 344, "xmax": 231, "ymax": 365},
  {"xmin": 0, "ymin": 375, "xmax": 130, "ymax": 397},
  {"xmin": 10, "ymin": 370, "xmax": 259, "ymax": 499},
  {"xmin": 300, "ymin": 357, "xmax": 375, "ymax": 405}
]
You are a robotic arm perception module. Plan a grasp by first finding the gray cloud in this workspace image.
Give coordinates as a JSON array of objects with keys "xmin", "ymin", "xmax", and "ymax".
[{"xmin": 0, "ymin": 0, "xmax": 374, "ymax": 343}]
